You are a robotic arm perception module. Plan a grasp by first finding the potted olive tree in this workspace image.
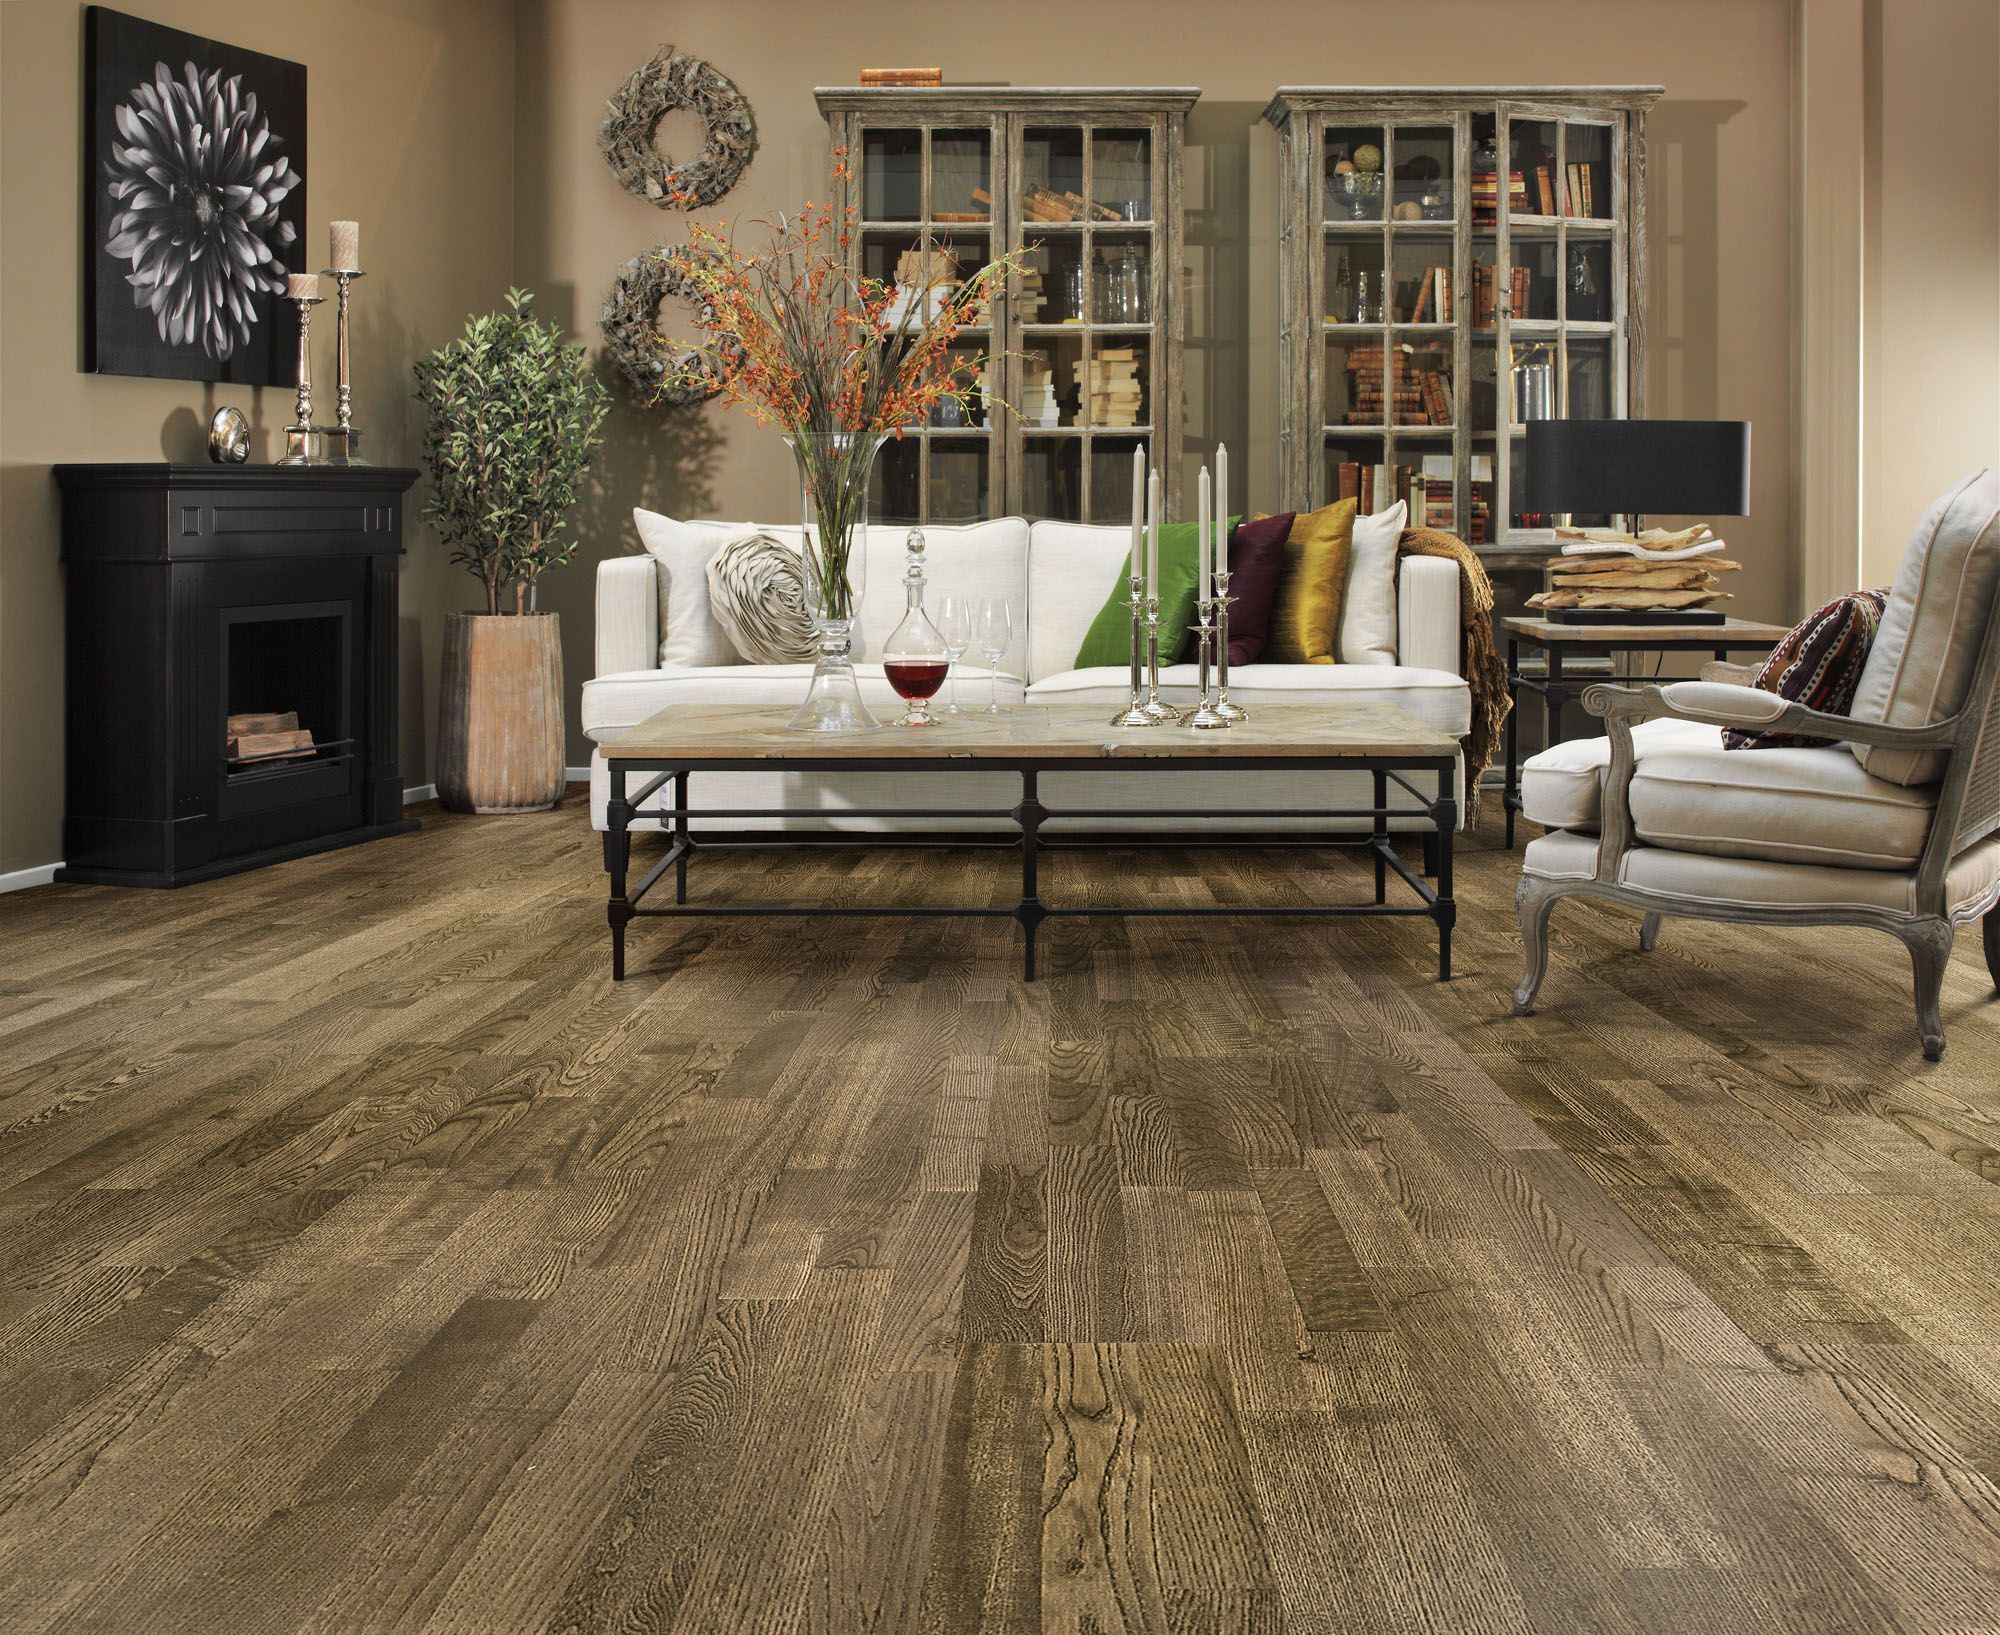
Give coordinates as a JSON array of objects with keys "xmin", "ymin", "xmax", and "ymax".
[{"xmin": 415, "ymin": 289, "xmax": 608, "ymax": 813}]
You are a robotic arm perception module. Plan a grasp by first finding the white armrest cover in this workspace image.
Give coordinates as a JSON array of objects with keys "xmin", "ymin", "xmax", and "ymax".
[
  {"xmin": 1657, "ymin": 680, "xmax": 1788, "ymax": 725},
  {"xmin": 596, "ymin": 555, "xmax": 659, "ymax": 677},
  {"xmin": 1397, "ymin": 555, "xmax": 1461, "ymax": 675}
]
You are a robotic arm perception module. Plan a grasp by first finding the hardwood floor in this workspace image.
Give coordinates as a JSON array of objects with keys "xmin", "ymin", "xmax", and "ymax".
[{"xmin": 4, "ymin": 797, "xmax": 2000, "ymax": 1633}]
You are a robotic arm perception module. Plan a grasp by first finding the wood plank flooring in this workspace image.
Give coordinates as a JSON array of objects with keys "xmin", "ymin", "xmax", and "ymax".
[{"xmin": 4, "ymin": 798, "xmax": 2000, "ymax": 1633}]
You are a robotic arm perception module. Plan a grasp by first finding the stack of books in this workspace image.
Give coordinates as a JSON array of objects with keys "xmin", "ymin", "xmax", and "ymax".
[
  {"xmin": 1017, "ymin": 185, "xmax": 1121, "ymax": 223},
  {"xmin": 860, "ymin": 67, "xmax": 943, "ymax": 86},
  {"xmin": 1564, "ymin": 162, "xmax": 1597, "ymax": 217},
  {"xmin": 1335, "ymin": 459, "xmax": 1415, "ymax": 513},
  {"xmin": 1527, "ymin": 525, "xmax": 1741, "ymax": 615},
  {"xmin": 1471, "ymin": 263, "xmax": 1532, "ymax": 328},
  {"xmin": 1472, "ymin": 167, "xmax": 1528, "ymax": 226},
  {"xmin": 1341, "ymin": 342, "xmax": 1421, "ymax": 424},
  {"xmin": 1020, "ymin": 351, "xmax": 1060, "ymax": 426},
  {"xmin": 1088, "ymin": 348, "xmax": 1144, "ymax": 426}
]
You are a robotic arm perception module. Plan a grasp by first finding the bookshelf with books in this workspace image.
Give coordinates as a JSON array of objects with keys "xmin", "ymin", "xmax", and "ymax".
[
  {"xmin": 818, "ymin": 86, "xmax": 1196, "ymax": 525},
  {"xmin": 1265, "ymin": 86, "xmax": 1659, "ymax": 557}
]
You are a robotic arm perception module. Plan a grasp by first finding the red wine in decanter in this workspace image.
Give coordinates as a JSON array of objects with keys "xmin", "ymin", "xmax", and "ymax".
[{"xmin": 884, "ymin": 659, "xmax": 950, "ymax": 701}]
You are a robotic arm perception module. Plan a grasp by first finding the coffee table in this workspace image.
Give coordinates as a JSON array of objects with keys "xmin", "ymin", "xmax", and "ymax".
[{"xmin": 598, "ymin": 701, "xmax": 1460, "ymax": 982}]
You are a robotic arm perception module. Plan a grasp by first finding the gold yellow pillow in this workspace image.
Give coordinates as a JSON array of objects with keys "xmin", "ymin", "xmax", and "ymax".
[{"xmin": 1264, "ymin": 500, "xmax": 1357, "ymax": 664}]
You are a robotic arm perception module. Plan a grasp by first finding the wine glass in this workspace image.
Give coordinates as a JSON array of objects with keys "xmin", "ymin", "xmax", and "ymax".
[
  {"xmin": 937, "ymin": 594, "xmax": 972, "ymax": 716},
  {"xmin": 974, "ymin": 596, "xmax": 1013, "ymax": 715}
]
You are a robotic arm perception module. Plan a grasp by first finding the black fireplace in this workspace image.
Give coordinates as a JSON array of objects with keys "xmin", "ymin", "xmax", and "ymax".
[{"xmin": 54, "ymin": 464, "xmax": 420, "ymax": 887}]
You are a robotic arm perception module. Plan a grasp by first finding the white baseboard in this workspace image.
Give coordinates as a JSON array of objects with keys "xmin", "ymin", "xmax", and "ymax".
[
  {"xmin": 403, "ymin": 782, "xmax": 438, "ymax": 804},
  {"xmin": 566, "ymin": 765, "xmax": 591, "ymax": 783},
  {"xmin": 0, "ymin": 863, "xmax": 60, "ymax": 895}
]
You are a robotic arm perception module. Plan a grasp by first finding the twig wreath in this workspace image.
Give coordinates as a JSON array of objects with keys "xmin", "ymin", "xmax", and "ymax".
[
  {"xmin": 599, "ymin": 46, "xmax": 757, "ymax": 208},
  {"xmin": 599, "ymin": 246, "xmax": 741, "ymax": 406}
]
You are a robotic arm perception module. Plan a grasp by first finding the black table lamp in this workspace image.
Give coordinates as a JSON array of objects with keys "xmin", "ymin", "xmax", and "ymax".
[{"xmin": 1524, "ymin": 419, "xmax": 1752, "ymax": 524}]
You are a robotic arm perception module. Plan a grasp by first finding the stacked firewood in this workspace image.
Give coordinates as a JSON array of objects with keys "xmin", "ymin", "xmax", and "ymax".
[{"xmin": 1527, "ymin": 524, "xmax": 1739, "ymax": 613}]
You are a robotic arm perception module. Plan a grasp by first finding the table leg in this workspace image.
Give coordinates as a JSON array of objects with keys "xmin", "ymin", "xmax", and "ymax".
[
  {"xmin": 1545, "ymin": 646, "xmax": 1568, "ymax": 755},
  {"xmin": 1016, "ymin": 769, "xmax": 1047, "ymax": 981},
  {"xmin": 605, "ymin": 765, "xmax": 634, "ymax": 981},
  {"xmin": 1505, "ymin": 635, "xmax": 1521, "ymax": 847},
  {"xmin": 1432, "ymin": 763, "xmax": 1457, "ymax": 981},
  {"xmin": 1372, "ymin": 769, "xmax": 1388, "ymax": 905},
  {"xmin": 673, "ymin": 770, "xmax": 691, "ymax": 905}
]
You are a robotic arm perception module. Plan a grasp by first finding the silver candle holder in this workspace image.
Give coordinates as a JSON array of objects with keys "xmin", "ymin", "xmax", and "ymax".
[
  {"xmin": 321, "ymin": 267, "xmax": 366, "ymax": 465},
  {"xmin": 1210, "ymin": 566, "xmax": 1249, "ymax": 723},
  {"xmin": 1186, "ymin": 593, "xmax": 1230, "ymax": 729},
  {"xmin": 1109, "ymin": 571, "xmax": 1155, "ymax": 727},
  {"xmin": 280, "ymin": 291, "xmax": 325, "ymax": 466},
  {"xmin": 1141, "ymin": 595, "xmax": 1181, "ymax": 723}
]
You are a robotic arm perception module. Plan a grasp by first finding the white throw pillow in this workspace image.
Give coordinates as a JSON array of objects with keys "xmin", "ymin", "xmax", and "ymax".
[
  {"xmin": 1338, "ymin": 499, "xmax": 1407, "ymax": 666},
  {"xmin": 631, "ymin": 509, "xmax": 742, "ymax": 668}
]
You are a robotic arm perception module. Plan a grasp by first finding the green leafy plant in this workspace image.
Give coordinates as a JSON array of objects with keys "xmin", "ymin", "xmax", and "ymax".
[{"xmin": 413, "ymin": 288, "xmax": 611, "ymax": 615}]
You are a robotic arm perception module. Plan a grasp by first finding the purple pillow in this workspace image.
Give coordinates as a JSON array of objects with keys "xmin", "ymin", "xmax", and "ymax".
[
  {"xmin": 1723, "ymin": 588, "xmax": 1889, "ymax": 750},
  {"xmin": 1223, "ymin": 513, "xmax": 1294, "ymax": 665}
]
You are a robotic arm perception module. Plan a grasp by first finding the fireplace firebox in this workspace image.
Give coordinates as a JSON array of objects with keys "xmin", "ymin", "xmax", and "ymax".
[{"xmin": 54, "ymin": 464, "xmax": 420, "ymax": 887}]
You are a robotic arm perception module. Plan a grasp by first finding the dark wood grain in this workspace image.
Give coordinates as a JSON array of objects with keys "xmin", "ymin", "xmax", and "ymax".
[{"xmin": 2, "ymin": 800, "xmax": 2000, "ymax": 1632}]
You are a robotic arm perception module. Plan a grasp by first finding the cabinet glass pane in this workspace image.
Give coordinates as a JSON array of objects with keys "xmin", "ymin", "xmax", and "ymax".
[
  {"xmin": 1563, "ymin": 240, "xmax": 1613, "ymax": 323},
  {"xmin": 1508, "ymin": 337, "xmax": 1559, "ymax": 428},
  {"xmin": 1087, "ymin": 336, "xmax": 1148, "ymax": 429},
  {"xmin": 1509, "ymin": 119, "xmax": 1559, "ymax": 219},
  {"xmin": 872, "ymin": 437, "xmax": 921, "ymax": 523},
  {"xmin": 1322, "ymin": 435, "xmax": 1390, "ymax": 509},
  {"xmin": 1025, "ymin": 231, "xmax": 1084, "ymax": 323},
  {"xmin": 1022, "ymin": 436, "xmax": 1082, "ymax": 520},
  {"xmin": 1327, "ymin": 337, "xmax": 1388, "ymax": 428},
  {"xmin": 1564, "ymin": 335, "xmax": 1613, "ymax": 421},
  {"xmin": 929, "ymin": 128, "xmax": 990, "ymax": 221},
  {"xmin": 1565, "ymin": 123, "xmax": 1612, "ymax": 219},
  {"xmin": 1022, "ymin": 336, "xmax": 1081, "ymax": 428},
  {"xmin": 1090, "ymin": 436, "xmax": 1146, "ymax": 525},
  {"xmin": 1022, "ymin": 127, "xmax": 1085, "ymax": 220},
  {"xmin": 1396, "ymin": 339, "xmax": 1454, "ymax": 428},
  {"xmin": 1514, "ymin": 234, "xmax": 1560, "ymax": 322},
  {"xmin": 929, "ymin": 342, "xmax": 991, "ymax": 428},
  {"xmin": 1411, "ymin": 451, "xmax": 1458, "ymax": 531},
  {"xmin": 928, "ymin": 442, "xmax": 989, "ymax": 521},
  {"xmin": 1390, "ymin": 126, "xmax": 1454, "ymax": 221},
  {"xmin": 1092, "ymin": 128, "xmax": 1151, "ymax": 220},
  {"xmin": 1092, "ymin": 234, "xmax": 1151, "ymax": 324},
  {"xmin": 1324, "ymin": 234, "xmax": 1387, "ymax": 323},
  {"xmin": 1390, "ymin": 236, "xmax": 1455, "ymax": 324},
  {"xmin": 861, "ymin": 127, "xmax": 922, "ymax": 221},
  {"xmin": 1324, "ymin": 125, "xmax": 1387, "ymax": 221}
]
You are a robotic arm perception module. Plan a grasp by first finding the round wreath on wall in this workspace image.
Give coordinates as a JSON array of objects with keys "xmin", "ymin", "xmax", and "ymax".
[
  {"xmin": 599, "ymin": 46, "xmax": 757, "ymax": 208},
  {"xmin": 599, "ymin": 246, "xmax": 741, "ymax": 406}
]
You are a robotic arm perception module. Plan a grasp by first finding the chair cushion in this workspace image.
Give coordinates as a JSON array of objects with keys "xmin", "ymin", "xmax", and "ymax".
[
  {"xmin": 1525, "ymin": 828, "xmax": 2000, "ymax": 919},
  {"xmin": 1724, "ymin": 587, "xmax": 1888, "ymax": 749},
  {"xmin": 1338, "ymin": 499, "xmax": 1407, "ymax": 666},
  {"xmin": 581, "ymin": 662, "xmax": 1023, "ymax": 738},
  {"xmin": 1522, "ymin": 723, "xmax": 1936, "ymax": 870},
  {"xmin": 1848, "ymin": 469, "xmax": 2000, "ymax": 785},
  {"xmin": 1026, "ymin": 663, "xmax": 1470, "ymax": 738}
]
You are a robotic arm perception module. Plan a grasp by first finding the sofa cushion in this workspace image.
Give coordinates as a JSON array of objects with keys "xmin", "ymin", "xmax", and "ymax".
[
  {"xmin": 1521, "ymin": 722, "xmax": 1935, "ymax": 870},
  {"xmin": 1266, "ymin": 500, "xmax": 1354, "ymax": 664},
  {"xmin": 1723, "ymin": 587, "xmax": 1887, "ymax": 749},
  {"xmin": 1849, "ymin": 468, "xmax": 2000, "ymax": 784},
  {"xmin": 1028, "ymin": 521, "xmax": 1133, "ymax": 681},
  {"xmin": 632, "ymin": 509, "xmax": 742, "ymax": 668},
  {"xmin": 1070, "ymin": 519, "xmax": 1235, "ymax": 669},
  {"xmin": 1339, "ymin": 499, "xmax": 1407, "ymax": 666},
  {"xmin": 581, "ymin": 662, "xmax": 1024, "ymax": 738},
  {"xmin": 1026, "ymin": 663, "xmax": 1470, "ymax": 738},
  {"xmin": 1224, "ymin": 512, "xmax": 1294, "ymax": 665}
]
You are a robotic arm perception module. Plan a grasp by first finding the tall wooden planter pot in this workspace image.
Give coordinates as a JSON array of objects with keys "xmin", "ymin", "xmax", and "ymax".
[{"xmin": 436, "ymin": 612, "xmax": 565, "ymax": 813}]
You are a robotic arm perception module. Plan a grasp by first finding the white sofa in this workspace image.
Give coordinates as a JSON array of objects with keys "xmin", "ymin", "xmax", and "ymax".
[{"xmin": 585, "ymin": 515, "xmax": 1472, "ymax": 835}]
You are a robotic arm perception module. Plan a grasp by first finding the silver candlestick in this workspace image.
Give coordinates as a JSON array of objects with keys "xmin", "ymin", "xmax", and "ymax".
[
  {"xmin": 1109, "ymin": 572, "xmax": 1155, "ymax": 727},
  {"xmin": 1187, "ymin": 596, "xmax": 1230, "ymax": 729},
  {"xmin": 321, "ymin": 267, "xmax": 366, "ymax": 465},
  {"xmin": 280, "ymin": 292, "xmax": 325, "ymax": 466},
  {"xmin": 1210, "ymin": 565, "xmax": 1249, "ymax": 722},
  {"xmin": 1141, "ymin": 595, "xmax": 1182, "ymax": 723}
]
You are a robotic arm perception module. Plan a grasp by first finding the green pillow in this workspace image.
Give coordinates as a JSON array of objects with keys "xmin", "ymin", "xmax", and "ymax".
[{"xmin": 1073, "ymin": 518, "xmax": 1241, "ymax": 668}]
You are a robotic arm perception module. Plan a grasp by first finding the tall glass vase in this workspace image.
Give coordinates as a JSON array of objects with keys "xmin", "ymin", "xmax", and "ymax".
[{"xmin": 786, "ymin": 430, "xmax": 885, "ymax": 733}]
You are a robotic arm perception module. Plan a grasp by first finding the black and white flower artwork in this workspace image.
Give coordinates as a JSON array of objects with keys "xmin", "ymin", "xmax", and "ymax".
[{"xmin": 84, "ymin": 8, "xmax": 307, "ymax": 384}]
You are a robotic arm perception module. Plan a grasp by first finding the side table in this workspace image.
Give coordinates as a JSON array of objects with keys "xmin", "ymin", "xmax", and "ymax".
[{"xmin": 1501, "ymin": 615, "xmax": 1790, "ymax": 846}]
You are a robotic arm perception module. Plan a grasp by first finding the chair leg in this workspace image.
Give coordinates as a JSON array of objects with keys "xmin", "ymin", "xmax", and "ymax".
[
  {"xmin": 1512, "ymin": 875, "xmax": 1564, "ymax": 1016},
  {"xmin": 1984, "ymin": 904, "xmax": 2000, "ymax": 993},
  {"xmin": 1639, "ymin": 911, "xmax": 1663, "ymax": 953},
  {"xmin": 1901, "ymin": 918, "xmax": 1955, "ymax": 1063}
]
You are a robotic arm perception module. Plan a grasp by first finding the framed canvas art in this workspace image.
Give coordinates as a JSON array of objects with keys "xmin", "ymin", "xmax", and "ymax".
[{"xmin": 83, "ymin": 7, "xmax": 307, "ymax": 384}]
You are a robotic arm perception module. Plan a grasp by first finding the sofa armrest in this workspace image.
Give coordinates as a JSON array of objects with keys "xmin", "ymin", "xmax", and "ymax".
[
  {"xmin": 596, "ymin": 555, "xmax": 658, "ymax": 677},
  {"xmin": 1397, "ymin": 555, "xmax": 1461, "ymax": 674}
]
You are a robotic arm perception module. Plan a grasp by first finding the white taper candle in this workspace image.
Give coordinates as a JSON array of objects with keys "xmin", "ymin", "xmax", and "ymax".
[
  {"xmin": 1197, "ymin": 466, "xmax": 1211, "ymax": 593},
  {"xmin": 1129, "ymin": 444, "xmax": 1144, "ymax": 582},
  {"xmin": 1146, "ymin": 468, "xmax": 1161, "ymax": 593},
  {"xmin": 1215, "ymin": 442, "xmax": 1229, "ymax": 558}
]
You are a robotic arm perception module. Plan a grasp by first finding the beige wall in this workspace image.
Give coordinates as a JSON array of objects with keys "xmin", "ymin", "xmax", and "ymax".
[
  {"xmin": 0, "ymin": 0, "xmax": 517, "ymax": 875},
  {"xmin": 514, "ymin": 0, "xmax": 1799, "ymax": 766},
  {"xmin": 1860, "ymin": 0, "xmax": 2000, "ymax": 581}
]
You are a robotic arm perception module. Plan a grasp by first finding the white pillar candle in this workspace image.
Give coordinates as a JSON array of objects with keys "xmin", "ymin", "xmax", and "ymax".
[
  {"xmin": 1129, "ymin": 444, "xmax": 1144, "ymax": 582},
  {"xmin": 1146, "ymin": 467, "xmax": 1161, "ymax": 594},
  {"xmin": 1197, "ymin": 465, "xmax": 1211, "ymax": 592},
  {"xmin": 1215, "ymin": 442, "xmax": 1229, "ymax": 557},
  {"xmin": 286, "ymin": 272, "xmax": 319, "ymax": 300},
  {"xmin": 329, "ymin": 220, "xmax": 360, "ymax": 272}
]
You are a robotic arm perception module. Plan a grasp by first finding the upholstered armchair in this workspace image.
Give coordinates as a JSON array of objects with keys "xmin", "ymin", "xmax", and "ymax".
[{"xmin": 1513, "ymin": 470, "xmax": 2000, "ymax": 1060}]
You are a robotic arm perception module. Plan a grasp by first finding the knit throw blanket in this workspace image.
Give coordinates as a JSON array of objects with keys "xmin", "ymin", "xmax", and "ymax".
[{"xmin": 1397, "ymin": 527, "xmax": 1512, "ymax": 816}]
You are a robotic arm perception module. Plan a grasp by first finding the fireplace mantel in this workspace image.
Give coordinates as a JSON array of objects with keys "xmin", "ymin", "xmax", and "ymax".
[{"xmin": 54, "ymin": 463, "xmax": 421, "ymax": 887}]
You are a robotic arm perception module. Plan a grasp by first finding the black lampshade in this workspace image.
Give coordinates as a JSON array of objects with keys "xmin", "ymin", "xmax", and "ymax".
[{"xmin": 1523, "ymin": 419, "xmax": 1752, "ymax": 516}]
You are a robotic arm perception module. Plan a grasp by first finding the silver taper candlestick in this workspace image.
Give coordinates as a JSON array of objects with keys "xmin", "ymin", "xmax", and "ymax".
[
  {"xmin": 1187, "ymin": 596, "xmax": 1230, "ymax": 729},
  {"xmin": 1141, "ymin": 595, "xmax": 1182, "ymax": 723},
  {"xmin": 1109, "ymin": 572, "xmax": 1155, "ymax": 727},
  {"xmin": 1210, "ymin": 566, "xmax": 1249, "ymax": 722},
  {"xmin": 321, "ymin": 268, "xmax": 366, "ymax": 464},
  {"xmin": 280, "ymin": 293, "xmax": 324, "ymax": 466}
]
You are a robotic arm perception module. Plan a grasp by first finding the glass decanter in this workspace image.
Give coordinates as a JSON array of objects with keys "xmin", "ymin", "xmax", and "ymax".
[{"xmin": 881, "ymin": 527, "xmax": 951, "ymax": 727}]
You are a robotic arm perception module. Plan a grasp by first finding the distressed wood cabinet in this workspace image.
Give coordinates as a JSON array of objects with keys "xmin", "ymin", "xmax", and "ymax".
[
  {"xmin": 817, "ymin": 86, "xmax": 1197, "ymax": 526},
  {"xmin": 1263, "ymin": 86, "xmax": 1660, "ymax": 554}
]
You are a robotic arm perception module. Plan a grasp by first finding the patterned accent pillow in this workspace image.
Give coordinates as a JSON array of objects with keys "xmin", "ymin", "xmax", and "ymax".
[
  {"xmin": 704, "ymin": 530, "xmax": 817, "ymax": 664},
  {"xmin": 1724, "ymin": 588, "xmax": 1890, "ymax": 749}
]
